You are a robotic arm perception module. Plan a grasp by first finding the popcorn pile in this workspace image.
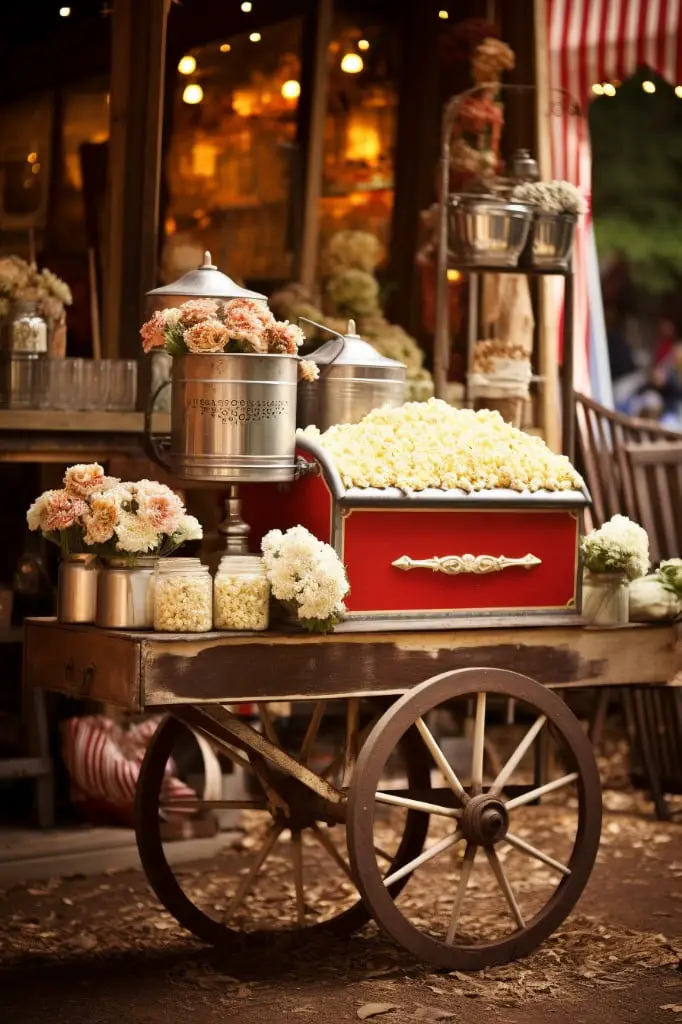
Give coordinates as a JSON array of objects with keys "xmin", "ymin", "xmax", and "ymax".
[
  {"xmin": 261, "ymin": 526, "xmax": 349, "ymax": 633},
  {"xmin": 300, "ymin": 399, "xmax": 584, "ymax": 494},
  {"xmin": 214, "ymin": 570, "xmax": 270, "ymax": 631},
  {"xmin": 154, "ymin": 573, "xmax": 213, "ymax": 633}
]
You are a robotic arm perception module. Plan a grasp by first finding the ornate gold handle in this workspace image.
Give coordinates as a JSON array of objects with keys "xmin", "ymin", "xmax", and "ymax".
[{"xmin": 391, "ymin": 553, "xmax": 542, "ymax": 575}]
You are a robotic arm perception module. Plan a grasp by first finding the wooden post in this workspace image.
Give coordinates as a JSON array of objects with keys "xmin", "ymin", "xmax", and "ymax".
[
  {"xmin": 533, "ymin": 0, "xmax": 561, "ymax": 452},
  {"xmin": 297, "ymin": 0, "xmax": 333, "ymax": 291},
  {"xmin": 102, "ymin": 0, "xmax": 170, "ymax": 359}
]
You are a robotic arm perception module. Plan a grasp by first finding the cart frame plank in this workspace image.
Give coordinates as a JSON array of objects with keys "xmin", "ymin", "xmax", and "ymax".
[{"xmin": 23, "ymin": 618, "xmax": 682, "ymax": 712}]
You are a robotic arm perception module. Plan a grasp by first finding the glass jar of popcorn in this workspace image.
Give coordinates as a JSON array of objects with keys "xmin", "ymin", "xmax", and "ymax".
[
  {"xmin": 153, "ymin": 558, "xmax": 212, "ymax": 633},
  {"xmin": 214, "ymin": 555, "xmax": 270, "ymax": 632}
]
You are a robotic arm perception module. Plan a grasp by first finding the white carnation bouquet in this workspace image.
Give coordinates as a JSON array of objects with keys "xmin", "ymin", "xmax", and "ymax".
[
  {"xmin": 580, "ymin": 514, "xmax": 649, "ymax": 580},
  {"xmin": 261, "ymin": 526, "xmax": 349, "ymax": 633},
  {"xmin": 27, "ymin": 462, "xmax": 202, "ymax": 559}
]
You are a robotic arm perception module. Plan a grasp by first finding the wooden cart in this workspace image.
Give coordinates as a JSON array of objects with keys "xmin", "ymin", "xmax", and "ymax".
[{"xmin": 24, "ymin": 617, "xmax": 682, "ymax": 971}]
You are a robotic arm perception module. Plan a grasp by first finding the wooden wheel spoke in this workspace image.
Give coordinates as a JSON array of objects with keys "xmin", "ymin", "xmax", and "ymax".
[
  {"xmin": 504, "ymin": 772, "xmax": 579, "ymax": 811},
  {"xmin": 375, "ymin": 791, "xmax": 460, "ymax": 818},
  {"xmin": 504, "ymin": 831, "xmax": 571, "ymax": 877},
  {"xmin": 446, "ymin": 841, "xmax": 477, "ymax": 945},
  {"xmin": 291, "ymin": 831, "xmax": 306, "ymax": 926},
  {"xmin": 299, "ymin": 701, "xmax": 327, "ymax": 764},
  {"xmin": 322, "ymin": 713, "xmax": 382, "ymax": 781},
  {"xmin": 485, "ymin": 846, "xmax": 525, "ymax": 930},
  {"xmin": 490, "ymin": 715, "xmax": 547, "ymax": 795},
  {"xmin": 224, "ymin": 823, "xmax": 282, "ymax": 921},
  {"xmin": 383, "ymin": 829, "xmax": 462, "ymax": 888},
  {"xmin": 311, "ymin": 823, "xmax": 354, "ymax": 881},
  {"xmin": 374, "ymin": 845, "xmax": 394, "ymax": 863},
  {"xmin": 471, "ymin": 692, "xmax": 486, "ymax": 794},
  {"xmin": 415, "ymin": 718, "xmax": 469, "ymax": 805}
]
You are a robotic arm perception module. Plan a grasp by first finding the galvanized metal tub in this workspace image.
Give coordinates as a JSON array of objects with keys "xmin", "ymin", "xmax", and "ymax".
[
  {"xmin": 298, "ymin": 366, "xmax": 406, "ymax": 430},
  {"xmin": 448, "ymin": 197, "xmax": 533, "ymax": 268},
  {"xmin": 521, "ymin": 212, "xmax": 577, "ymax": 270},
  {"xmin": 170, "ymin": 352, "xmax": 298, "ymax": 482}
]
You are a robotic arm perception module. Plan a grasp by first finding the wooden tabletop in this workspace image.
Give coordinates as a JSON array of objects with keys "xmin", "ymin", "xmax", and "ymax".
[{"xmin": 23, "ymin": 618, "xmax": 682, "ymax": 712}]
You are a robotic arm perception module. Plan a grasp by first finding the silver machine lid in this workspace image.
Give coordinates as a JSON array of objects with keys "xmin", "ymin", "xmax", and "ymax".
[
  {"xmin": 147, "ymin": 251, "xmax": 267, "ymax": 304},
  {"xmin": 299, "ymin": 318, "xmax": 406, "ymax": 378}
]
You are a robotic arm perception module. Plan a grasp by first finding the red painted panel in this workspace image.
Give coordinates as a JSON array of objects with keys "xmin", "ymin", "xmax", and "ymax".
[
  {"xmin": 239, "ymin": 472, "xmax": 333, "ymax": 552},
  {"xmin": 342, "ymin": 508, "xmax": 578, "ymax": 613}
]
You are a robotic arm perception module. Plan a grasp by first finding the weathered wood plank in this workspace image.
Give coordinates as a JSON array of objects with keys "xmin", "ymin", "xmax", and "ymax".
[
  {"xmin": 24, "ymin": 620, "xmax": 142, "ymax": 710},
  {"xmin": 23, "ymin": 619, "xmax": 682, "ymax": 710},
  {"xmin": 140, "ymin": 623, "xmax": 681, "ymax": 705}
]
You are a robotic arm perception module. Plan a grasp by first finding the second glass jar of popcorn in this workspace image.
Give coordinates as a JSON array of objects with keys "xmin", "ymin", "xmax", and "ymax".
[
  {"xmin": 214, "ymin": 555, "xmax": 270, "ymax": 631},
  {"xmin": 154, "ymin": 557, "xmax": 212, "ymax": 633}
]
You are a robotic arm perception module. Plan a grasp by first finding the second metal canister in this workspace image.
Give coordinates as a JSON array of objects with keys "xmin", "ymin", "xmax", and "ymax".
[{"xmin": 297, "ymin": 319, "xmax": 406, "ymax": 430}]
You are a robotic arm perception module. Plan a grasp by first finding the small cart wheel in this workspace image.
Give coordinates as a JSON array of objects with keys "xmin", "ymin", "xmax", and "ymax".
[
  {"xmin": 136, "ymin": 702, "xmax": 430, "ymax": 947},
  {"xmin": 347, "ymin": 668, "xmax": 602, "ymax": 971}
]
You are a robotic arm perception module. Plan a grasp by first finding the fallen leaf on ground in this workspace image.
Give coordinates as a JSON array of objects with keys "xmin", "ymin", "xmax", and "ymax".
[
  {"xmin": 661, "ymin": 1006, "xmax": 682, "ymax": 1013},
  {"xmin": 415, "ymin": 1007, "xmax": 457, "ymax": 1021},
  {"xmin": 357, "ymin": 1003, "xmax": 399, "ymax": 1019}
]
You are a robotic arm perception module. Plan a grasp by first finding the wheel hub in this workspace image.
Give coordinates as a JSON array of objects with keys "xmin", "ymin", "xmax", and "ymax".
[{"xmin": 460, "ymin": 793, "xmax": 509, "ymax": 845}]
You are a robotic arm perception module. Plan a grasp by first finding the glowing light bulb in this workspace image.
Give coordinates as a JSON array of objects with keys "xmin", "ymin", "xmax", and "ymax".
[
  {"xmin": 59, "ymin": 6, "xmax": 71, "ymax": 16},
  {"xmin": 446, "ymin": 269, "xmax": 462, "ymax": 283},
  {"xmin": 220, "ymin": 43, "xmax": 231, "ymax": 53},
  {"xmin": 249, "ymin": 31, "xmax": 261, "ymax": 42},
  {"xmin": 340, "ymin": 52, "xmax": 363, "ymax": 74},
  {"xmin": 358, "ymin": 38, "xmax": 370, "ymax": 50},
  {"xmin": 642, "ymin": 80, "xmax": 656, "ymax": 93},
  {"xmin": 602, "ymin": 83, "xmax": 616, "ymax": 96},
  {"xmin": 281, "ymin": 79, "xmax": 301, "ymax": 100},
  {"xmin": 438, "ymin": 9, "xmax": 449, "ymax": 18},
  {"xmin": 178, "ymin": 55, "xmax": 197, "ymax": 75},
  {"xmin": 182, "ymin": 84, "xmax": 204, "ymax": 105},
  {"xmin": 27, "ymin": 152, "xmax": 38, "ymax": 164},
  {"xmin": 241, "ymin": 1, "xmax": 252, "ymax": 9},
  {"xmin": 675, "ymin": 85, "xmax": 682, "ymax": 98},
  {"xmin": 591, "ymin": 83, "xmax": 604, "ymax": 95}
]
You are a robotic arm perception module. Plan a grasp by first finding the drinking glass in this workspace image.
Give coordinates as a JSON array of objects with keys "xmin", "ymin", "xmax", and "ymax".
[
  {"xmin": 106, "ymin": 359, "xmax": 138, "ymax": 411},
  {"xmin": 81, "ymin": 360, "xmax": 110, "ymax": 411},
  {"xmin": 39, "ymin": 358, "xmax": 86, "ymax": 410}
]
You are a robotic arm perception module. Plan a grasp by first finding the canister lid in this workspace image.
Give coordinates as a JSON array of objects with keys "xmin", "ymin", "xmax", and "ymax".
[
  {"xmin": 308, "ymin": 319, "xmax": 406, "ymax": 374},
  {"xmin": 147, "ymin": 251, "xmax": 267, "ymax": 303},
  {"xmin": 217, "ymin": 554, "xmax": 264, "ymax": 573}
]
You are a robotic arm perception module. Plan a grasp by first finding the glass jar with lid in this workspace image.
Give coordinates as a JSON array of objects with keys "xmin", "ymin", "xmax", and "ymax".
[
  {"xmin": 7, "ymin": 301, "xmax": 48, "ymax": 354},
  {"xmin": 153, "ymin": 557, "xmax": 212, "ymax": 633},
  {"xmin": 214, "ymin": 554, "xmax": 270, "ymax": 631}
]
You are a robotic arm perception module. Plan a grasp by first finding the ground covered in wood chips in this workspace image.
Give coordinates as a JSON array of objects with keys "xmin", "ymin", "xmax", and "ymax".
[{"xmin": 1, "ymin": 762, "xmax": 682, "ymax": 1023}]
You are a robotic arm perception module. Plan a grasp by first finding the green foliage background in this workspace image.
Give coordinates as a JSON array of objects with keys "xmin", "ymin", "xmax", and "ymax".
[{"xmin": 590, "ymin": 68, "xmax": 682, "ymax": 295}]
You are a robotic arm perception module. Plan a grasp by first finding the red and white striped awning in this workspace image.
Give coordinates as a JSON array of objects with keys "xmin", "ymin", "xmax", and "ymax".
[{"xmin": 545, "ymin": 0, "xmax": 682, "ymax": 398}]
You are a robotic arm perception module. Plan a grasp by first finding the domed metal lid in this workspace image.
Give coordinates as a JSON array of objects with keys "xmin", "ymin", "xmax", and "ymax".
[
  {"xmin": 147, "ymin": 251, "xmax": 267, "ymax": 302},
  {"xmin": 300, "ymin": 318, "xmax": 406, "ymax": 371}
]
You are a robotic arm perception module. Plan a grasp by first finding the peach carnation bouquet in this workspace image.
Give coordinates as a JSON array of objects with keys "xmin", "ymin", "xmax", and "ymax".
[
  {"xmin": 140, "ymin": 298, "xmax": 319, "ymax": 382},
  {"xmin": 27, "ymin": 463, "xmax": 202, "ymax": 558}
]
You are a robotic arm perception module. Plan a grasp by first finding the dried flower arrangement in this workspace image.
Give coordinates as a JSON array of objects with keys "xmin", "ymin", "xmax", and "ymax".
[
  {"xmin": 511, "ymin": 180, "xmax": 587, "ymax": 217},
  {"xmin": 270, "ymin": 231, "xmax": 433, "ymax": 398},
  {"xmin": 140, "ymin": 297, "xmax": 319, "ymax": 382},
  {"xmin": 27, "ymin": 463, "xmax": 202, "ymax": 558},
  {"xmin": 581, "ymin": 515, "xmax": 650, "ymax": 580},
  {"xmin": 0, "ymin": 255, "xmax": 72, "ymax": 322},
  {"xmin": 261, "ymin": 525, "xmax": 349, "ymax": 633}
]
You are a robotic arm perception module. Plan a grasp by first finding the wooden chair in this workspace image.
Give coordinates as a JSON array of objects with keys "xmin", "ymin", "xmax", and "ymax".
[{"xmin": 575, "ymin": 393, "xmax": 682, "ymax": 819}]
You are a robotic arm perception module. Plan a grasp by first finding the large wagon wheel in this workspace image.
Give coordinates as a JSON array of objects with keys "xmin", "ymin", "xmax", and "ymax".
[
  {"xmin": 136, "ymin": 700, "xmax": 430, "ymax": 947},
  {"xmin": 347, "ymin": 668, "xmax": 602, "ymax": 971}
]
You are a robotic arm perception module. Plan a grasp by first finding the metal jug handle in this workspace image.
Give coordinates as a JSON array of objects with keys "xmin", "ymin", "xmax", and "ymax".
[
  {"xmin": 144, "ymin": 379, "xmax": 172, "ymax": 471},
  {"xmin": 297, "ymin": 316, "xmax": 350, "ymax": 378}
]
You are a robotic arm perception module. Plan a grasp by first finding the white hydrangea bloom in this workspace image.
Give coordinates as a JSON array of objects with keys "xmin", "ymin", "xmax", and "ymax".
[
  {"xmin": 261, "ymin": 526, "xmax": 349, "ymax": 630},
  {"xmin": 581, "ymin": 514, "xmax": 649, "ymax": 580}
]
